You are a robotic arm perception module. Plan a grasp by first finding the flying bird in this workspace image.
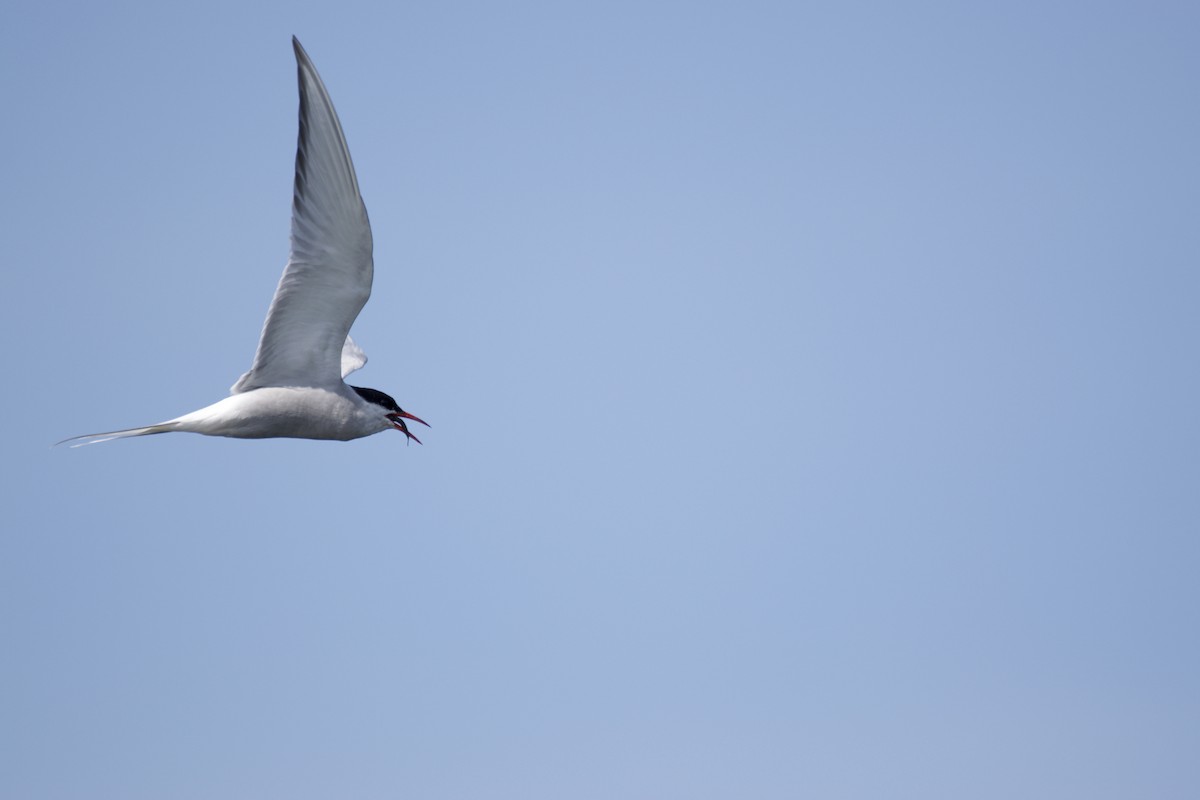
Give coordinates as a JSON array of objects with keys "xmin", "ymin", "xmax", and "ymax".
[{"xmin": 60, "ymin": 38, "xmax": 427, "ymax": 447}]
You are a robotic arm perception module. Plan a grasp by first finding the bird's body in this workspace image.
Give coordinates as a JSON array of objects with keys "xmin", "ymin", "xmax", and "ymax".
[
  {"xmin": 111, "ymin": 387, "xmax": 390, "ymax": 443},
  {"xmin": 60, "ymin": 38, "xmax": 426, "ymax": 447}
]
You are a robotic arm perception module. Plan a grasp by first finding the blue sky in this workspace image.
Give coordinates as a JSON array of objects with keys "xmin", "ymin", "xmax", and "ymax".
[{"xmin": 3, "ymin": 2, "xmax": 1199, "ymax": 797}]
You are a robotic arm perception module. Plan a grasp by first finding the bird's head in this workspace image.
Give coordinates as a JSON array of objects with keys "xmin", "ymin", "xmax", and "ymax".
[{"xmin": 351, "ymin": 386, "xmax": 429, "ymax": 444}]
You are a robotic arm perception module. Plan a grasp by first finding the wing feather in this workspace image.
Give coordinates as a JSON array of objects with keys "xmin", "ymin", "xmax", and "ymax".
[
  {"xmin": 340, "ymin": 334, "xmax": 367, "ymax": 378},
  {"xmin": 232, "ymin": 37, "xmax": 373, "ymax": 393}
]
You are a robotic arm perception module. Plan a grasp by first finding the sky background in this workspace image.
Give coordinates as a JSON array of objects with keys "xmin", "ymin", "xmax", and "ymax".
[{"xmin": 3, "ymin": 1, "xmax": 1199, "ymax": 798}]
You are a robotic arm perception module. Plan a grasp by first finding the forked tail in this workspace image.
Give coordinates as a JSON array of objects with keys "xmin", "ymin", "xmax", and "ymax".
[{"xmin": 55, "ymin": 421, "xmax": 182, "ymax": 448}]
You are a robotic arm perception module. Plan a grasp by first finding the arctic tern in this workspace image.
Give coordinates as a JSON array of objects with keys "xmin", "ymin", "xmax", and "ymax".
[{"xmin": 60, "ymin": 38, "xmax": 427, "ymax": 447}]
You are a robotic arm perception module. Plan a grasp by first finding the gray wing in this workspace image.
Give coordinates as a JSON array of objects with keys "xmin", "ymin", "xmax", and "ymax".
[{"xmin": 232, "ymin": 37, "xmax": 373, "ymax": 393}]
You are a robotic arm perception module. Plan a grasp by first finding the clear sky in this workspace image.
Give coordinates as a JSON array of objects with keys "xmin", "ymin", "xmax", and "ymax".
[{"xmin": 3, "ymin": 1, "xmax": 1198, "ymax": 798}]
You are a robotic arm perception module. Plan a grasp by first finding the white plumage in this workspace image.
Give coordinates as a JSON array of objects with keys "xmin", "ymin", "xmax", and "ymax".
[{"xmin": 60, "ymin": 37, "xmax": 427, "ymax": 447}]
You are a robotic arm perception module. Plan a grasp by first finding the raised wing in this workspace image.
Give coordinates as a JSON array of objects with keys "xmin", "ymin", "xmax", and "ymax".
[
  {"xmin": 341, "ymin": 334, "xmax": 367, "ymax": 378},
  {"xmin": 232, "ymin": 37, "xmax": 373, "ymax": 393}
]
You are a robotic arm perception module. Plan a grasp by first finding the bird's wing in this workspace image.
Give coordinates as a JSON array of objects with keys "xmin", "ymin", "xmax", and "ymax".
[
  {"xmin": 341, "ymin": 334, "xmax": 367, "ymax": 378},
  {"xmin": 232, "ymin": 37, "xmax": 373, "ymax": 394}
]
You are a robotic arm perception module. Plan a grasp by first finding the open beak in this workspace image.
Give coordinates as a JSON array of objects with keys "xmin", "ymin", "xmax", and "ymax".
[
  {"xmin": 396, "ymin": 410, "xmax": 430, "ymax": 429},
  {"xmin": 387, "ymin": 411, "xmax": 429, "ymax": 445}
]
